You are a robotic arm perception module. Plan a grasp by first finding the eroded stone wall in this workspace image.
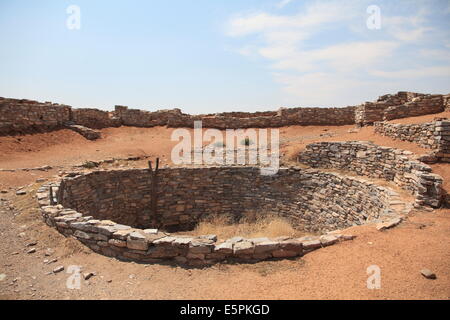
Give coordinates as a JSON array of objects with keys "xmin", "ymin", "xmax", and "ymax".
[
  {"xmin": 1, "ymin": 91, "xmax": 447, "ymax": 134},
  {"xmin": 355, "ymin": 93, "xmax": 444, "ymax": 126},
  {"xmin": 0, "ymin": 98, "xmax": 71, "ymax": 134},
  {"xmin": 298, "ymin": 141, "xmax": 444, "ymax": 207},
  {"xmin": 374, "ymin": 120, "xmax": 450, "ymax": 162},
  {"xmin": 71, "ymin": 108, "xmax": 121, "ymax": 129},
  {"xmin": 115, "ymin": 105, "xmax": 356, "ymax": 129},
  {"xmin": 57, "ymin": 167, "xmax": 401, "ymax": 233}
]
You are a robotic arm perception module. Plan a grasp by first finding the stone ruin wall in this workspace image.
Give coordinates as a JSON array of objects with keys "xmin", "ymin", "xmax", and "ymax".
[
  {"xmin": 115, "ymin": 105, "xmax": 356, "ymax": 129},
  {"xmin": 70, "ymin": 108, "xmax": 121, "ymax": 129},
  {"xmin": 1, "ymin": 91, "xmax": 448, "ymax": 135},
  {"xmin": 298, "ymin": 141, "xmax": 444, "ymax": 208},
  {"xmin": 33, "ymin": 166, "xmax": 410, "ymax": 265},
  {"xmin": 0, "ymin": 97, "xmax": 71, "ymax": 134},
  {"xmin": 57, "ymin": 167, "xmax": 399, "ymax": 234},
  {"xmin": 374, "ymin": 120, "xmax": 450, "ymax": 162},
  {"xmin": 355, "ymin": 93, "xmax": 444, "ymax": 126}
]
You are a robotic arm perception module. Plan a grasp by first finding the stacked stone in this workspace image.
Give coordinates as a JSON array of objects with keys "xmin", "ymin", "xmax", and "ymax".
[
  {"xmin": 65, "ymin": 124, "xmax": 101, "ymax": 140},
  {"xmin": 71, "ymin": 108, "xmax": 120, "ymax": 129},
  {"xmin": 298, "ymin": 141, "xmax": 443, "ymax": 208},
  {"xmin": 384, "ymin": 95, "xmax": 444, "ymax": 121},
  {"xmin": 37, "ymin": 182, "xmax": 357, "ymax": 266},
  {"xmin": 1, "ymin": 91, "xmax": 448, "ymax": 134},
  {"xmin": 57, "ymin": 167, "xmax": 408, "ymax": 234},
  {"xmin": 374, "ymin": 120, "xmax": 450, "ymax": 162},
  {"xmin": 444, "ymin": 94, "xmax": 450, "ymax": 111},
  {"xmin": 116, "ymin": 105, "xmax": 356, "ymax": 129},
  {"xmin": 0, "ymin": 97, "xmax": 71, "ymax": 134},
  {"xmin": 355, "ymin": 102, "xmax": 390, "ymax": 126}
]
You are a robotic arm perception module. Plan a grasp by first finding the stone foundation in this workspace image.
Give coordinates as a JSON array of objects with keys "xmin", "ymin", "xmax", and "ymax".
[
  {"xmin": 298, "ymin": 141, "xmax": 444, "ymax": 208},
  {"xmin": 36, "ymin": 166, "xmax": 409, "ymax": 266},
  {"xmin": 374, "ymin": 119, "xmax": 450, "ymax": 162},
  {"xmin": 57, "ymin": 167, "xmax": 407, "ymax": 233},
  {"xmin": 1, "ymin": 91, "xmax": 448, "ymax": 135}
]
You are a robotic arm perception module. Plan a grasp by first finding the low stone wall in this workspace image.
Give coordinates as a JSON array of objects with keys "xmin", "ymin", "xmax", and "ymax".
[
  {"xmin": 298, "ymin": 142, "xmax": 444, "ymax": 207},
  {"xmin": 0, "ymin": 98, "xmax": 71, "ymax": 134},
  {"xmin": 38, "ymin": 197, "xmax": 355, "ymax": 266},
  {"xmin": 71, "ymin": 108, "xmax": 120, "ymax": 129},
  {"xmin": 56, "ymin": 167, "xmax": 406, "ymax": 234},
  {"xmin": 66, "ymin": 125, "xmax": 101, "ymax": 141},
  {"xmin": 444, "ymin": 94, "xmax": 450, "ymax": 111},
  {"xmin": 35, "ymin": 166, "xmax": 414, "ymax": 266},
  {"xmin": 384, "ymin": 95, "xmax": 444, "ymax": 121},
  {"xmin": 374, "ymin": 120, "xmax": 450, "ymax": 162},
  {"xmin": 116, "ymin": 105, "xmax": 356, "ymax": 129},
  {"xmin": 355, "ymin": 93, "xmax": 444, "ymax": 126},
  {"xmin": 1, "ymin": 91, "xmax": 447, "ymax": 134}
]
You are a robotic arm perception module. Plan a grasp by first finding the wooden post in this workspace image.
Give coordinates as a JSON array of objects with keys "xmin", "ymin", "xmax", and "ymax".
[
  {"xmin": 49, "ymin": 186, "xmax": 55, "ymax": 205},
  {"xmin": 149, "ymin": 158, "xmax": 160, "ymax": 218}
]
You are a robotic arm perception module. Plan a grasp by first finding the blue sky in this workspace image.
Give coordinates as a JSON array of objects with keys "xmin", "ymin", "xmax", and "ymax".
[{"xmin": 0, "ymin": 0, "xmax": 449, "ymax": 114}]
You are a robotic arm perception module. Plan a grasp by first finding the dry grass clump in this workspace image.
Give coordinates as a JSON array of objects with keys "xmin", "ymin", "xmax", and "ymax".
[{"xmin": 189, "ymin": 212, "xmax": 310, "ymax": 240}]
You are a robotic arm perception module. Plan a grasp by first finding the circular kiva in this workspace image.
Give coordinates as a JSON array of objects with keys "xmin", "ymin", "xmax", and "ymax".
[{"xmin": 37, "ymin": 166, "xmax": 408, "ymax": 266}]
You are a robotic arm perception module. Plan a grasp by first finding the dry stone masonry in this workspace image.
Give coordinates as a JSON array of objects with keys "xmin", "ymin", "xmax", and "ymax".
[
  {"xmin": 36, "ymin": 166, "xmax": 411, "ymax": 266},
  {"xmin": 374, "ymin": 119, "xmax": 450, "ymax": 163},
  {"xmin": 56, "ymin": 167, "xmax": 407, "ymax": 233},
  {"xmin": 298, "ymin": 141, "xmax": 444, "ymax": 208},
  {"xmin": 1, "ymin": 91, "xmax": 448, "ymax": 135},
  {"xmin": 355, "ymin": 93, "xmax": 445, "ymax": 126}
]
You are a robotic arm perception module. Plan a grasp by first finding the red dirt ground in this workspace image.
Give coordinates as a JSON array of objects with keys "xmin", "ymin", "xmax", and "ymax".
[{"xmin": 0, "ymin": 117, "xmax": 449, "ymax": 300}]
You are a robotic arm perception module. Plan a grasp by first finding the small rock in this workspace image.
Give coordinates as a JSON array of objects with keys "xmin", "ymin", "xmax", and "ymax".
[
  {"xmin": 16, "ymin": 190, "xmax": 27, "ymax": 196},
  {"xmin": 0, "ymin": 274, "xmax": 6, "ymax": 282},
  {"xmin": 44, "ymin": 248, "xmax": 54, "ymax": 256},
  {"xmin": 420, "ymin": 269, "xmax": 436, "ymax": 280},
  {"xmin": 53, "ymin": 266, "xmax": 64, "ymax": 273},
  {"xmin": 26, "ymin": 241, "xmax": 37, "ymax": 247},
  {"xmin": 376, "ymin": 218, "xmax": 402, "ymax": 231},
  {"xmin": 27, "ymin": 248, "xmax": 36, "ymax": 254},
  {"xmin": 83, "ymin": 272, "xmax": 95, "ymax": 280},
  {"xmin": 0, "ymin": 190, "xmax": 8, "ymax": 194}
]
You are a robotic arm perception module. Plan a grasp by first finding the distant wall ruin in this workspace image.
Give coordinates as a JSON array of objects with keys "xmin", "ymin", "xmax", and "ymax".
[{"xmin": 1, "ymin": 91, "xmax": 448, "ymax": 135}]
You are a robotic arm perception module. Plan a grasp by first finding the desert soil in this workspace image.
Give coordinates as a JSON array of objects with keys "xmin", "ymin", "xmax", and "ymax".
[{"xmin": 0, "ymin": 111, "xmax": 449, "ymax": 300}]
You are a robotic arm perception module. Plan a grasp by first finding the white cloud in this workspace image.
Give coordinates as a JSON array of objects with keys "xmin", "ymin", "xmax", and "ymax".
[
  {"xmin": 276, "ymin": 0, "xmax": 294, "ymax": 9},
  {"xmin": 370, "ymin": 66, "xmax": 450, "ymax": 79},
  {"xmin": 226, "ymin": 0, "xmax": 450, "ymax": 105}
]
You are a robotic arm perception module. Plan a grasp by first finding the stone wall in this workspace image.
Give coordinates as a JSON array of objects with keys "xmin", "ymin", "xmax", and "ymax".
[
  {"xmin": 1, "ymin": 91, "xmax": 447, "ymax": 134},
  {"xmin": 71, "ymin": 108, "xmax": 120, "ymax": 129},
  {"xmin": 0, "ymin": 98, "xmax": 71, "ymax": 134},
  {"xmin": 298, "ymin": 141, "xmax": 444, "ymax": 207},
  {"xmin": 355, "ymin": 94, "xmax": 445, "ymax": 126},
  {"xmin": 115, "ymin": 105, "xmax": 356, "ymax": 129},
  {"xmin": 374, "ymin": 119, "xmax": 450, "ymax": 162},
  {"xmin": 444, "ymin": 94, "xmax": 450, "ymax": 111},
  {"xmin": 57, "ymin": 167, "xmax": 405, "ymax": 234},
  {"xmin": 34, "ymin": 166, "xmax": 412, "ymax": 266},
  {"xmin": 38, "ymin": 183, "xmax": 357, "ymax": 266},
  {"xmin": 384, "ymin": 95, "xmax": 444, "ymax": 121}
]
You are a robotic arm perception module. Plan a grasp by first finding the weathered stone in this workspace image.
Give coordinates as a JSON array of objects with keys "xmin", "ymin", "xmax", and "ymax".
[
  {"xmin": 302, "ymin": 239, "xmax": 322, "ymax": 250},
  {"xmin": 272, "ymin": 249, "xmax": 299, "ymax": 258},
  {"xmin": 126, "ymin": 235, "xmax": 148, "ymax": 251},
  {"xmin": 254, "ymin": 241, "xmax": 279, "ymax": 254},
  {"xmin": 233, "ymin": 241, "xmax": 254, "ymax": 255},
  {"xmin": 189, "ymin": 241, "xmax": 214, "ymax": 254},
  {"xmin": 376, "ymin": 218, "xmax": 402, "ymax": 231},
  {"xmin": 420, "ymin": 269, "xmax": 436, "ymax": 279},
  {"xmin": 319, "ymin": 235, "xmax": 339, "ymax": 246},
  {"xmin": 108, "ymin": 239, "xmax": 127, "ymax": 248},
  {"xmin": 214, "ymin": 242, "xmax": 233, "ymax": 254}
]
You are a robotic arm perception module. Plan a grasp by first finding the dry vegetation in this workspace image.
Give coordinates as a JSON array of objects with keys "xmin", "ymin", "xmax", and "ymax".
[{"xmin": 185, "ymin": 212, "xmax": 312, "ymax": 240}]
